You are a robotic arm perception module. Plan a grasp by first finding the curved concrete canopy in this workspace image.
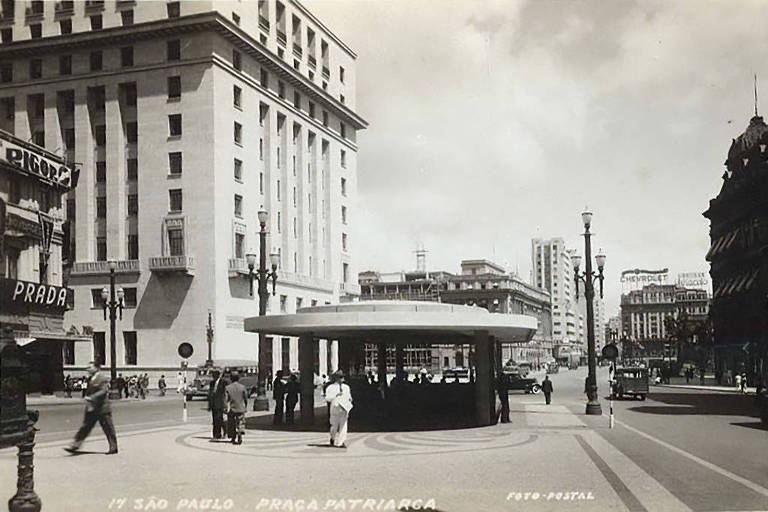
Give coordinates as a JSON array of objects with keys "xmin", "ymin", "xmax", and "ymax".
[{"xmin": 244, "ymin": 300, "xmax": 538, "ymax": 342}]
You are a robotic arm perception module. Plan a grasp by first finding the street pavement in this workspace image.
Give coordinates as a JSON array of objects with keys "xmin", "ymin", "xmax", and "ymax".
[{"xmin": 1, "ymin": 367, "xmax": 766, "ymax": 512}]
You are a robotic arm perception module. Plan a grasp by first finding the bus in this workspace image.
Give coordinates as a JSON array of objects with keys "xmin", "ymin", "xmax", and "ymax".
[{"xmin": 185, "ymin": 359, "xmax": 260, "ymax": 401}]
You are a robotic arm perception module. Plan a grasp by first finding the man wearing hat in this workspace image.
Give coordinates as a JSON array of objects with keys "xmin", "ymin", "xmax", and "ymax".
[{"xmin": 324, "ymin": 371, "xmax": 353, "ymax": 448}]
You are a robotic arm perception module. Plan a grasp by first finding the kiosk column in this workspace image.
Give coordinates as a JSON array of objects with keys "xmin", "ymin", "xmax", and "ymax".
[{"xmin": 299, "ymin": 334, "xmax": 315, "ymax": 425}]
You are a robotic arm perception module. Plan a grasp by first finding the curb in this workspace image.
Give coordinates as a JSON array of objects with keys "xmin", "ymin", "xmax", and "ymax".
[{"xmin": 656, "ymin": 384, "xmax": 756, "ymax": 395}]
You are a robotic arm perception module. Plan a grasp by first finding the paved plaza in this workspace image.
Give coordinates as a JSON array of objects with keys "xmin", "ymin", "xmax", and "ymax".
[{"xmin": 3, "ymin": 367, "xmax": 766, "ymax": 512}]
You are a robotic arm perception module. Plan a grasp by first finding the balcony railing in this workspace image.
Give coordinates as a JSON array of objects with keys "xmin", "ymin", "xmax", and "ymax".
[
  {"xmin": 70, "ymin": 260, "xmax": 140, "ymax": 276},
  {"xmin": 307, "ymin": 55, "xmax": 316, "ymax": 69},
  {"xmin": 293, "ymin": 43, "xmax": 302, "ymax": 58},
  {"xmin": 276, "ymin": 30, "xmax": 287, "ymax": 47},
  {"xmin": 278, "ymin": 270, "xmax": 335, "ymax": 293},
  {"xmin": 228, "ymin": 258, "xmax": 249, "ymax": 277},
  {"xmin": 149, "ymin": 255, "xmax": 195, "ymax": 275},
  {"xmin": 84, "ymin": 0, "xmax": 104, "ymax": 9},
  {"xmin": 55, "ymin": 2, "xmax": 74, "ymax": 15},
  {"xmin": 25, "ymin": 6, "xmax": 44, "ymax": 19},
  {"xmin": 258, "ymin": 15, "xmax": 270, "ymax": 32}
]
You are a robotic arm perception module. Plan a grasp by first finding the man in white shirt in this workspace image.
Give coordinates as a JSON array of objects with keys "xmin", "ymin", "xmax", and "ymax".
[{"xmin": 324, "ymin": 371, "xmax": 353, "ymax": 448}]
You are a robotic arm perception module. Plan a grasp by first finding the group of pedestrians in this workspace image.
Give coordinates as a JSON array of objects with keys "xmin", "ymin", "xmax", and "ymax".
[{"xmin": 208, "ymin": 370, "xmax": 248, "ymax": 445}]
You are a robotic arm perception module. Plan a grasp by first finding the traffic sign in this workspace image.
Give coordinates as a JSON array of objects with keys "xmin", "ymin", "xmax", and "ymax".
[
  {"xmin": 177, "ymin": 342, "xmax": 193, "ymax": 359},
  {"xmin": 602, "ymin": 344, "xmax": 619, "ymax": 360}
]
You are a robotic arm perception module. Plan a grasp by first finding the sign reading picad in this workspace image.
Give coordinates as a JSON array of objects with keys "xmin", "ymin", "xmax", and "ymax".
[{"xmin": 0, "ymin": 130, "xmax": 78, "ymax": 190}]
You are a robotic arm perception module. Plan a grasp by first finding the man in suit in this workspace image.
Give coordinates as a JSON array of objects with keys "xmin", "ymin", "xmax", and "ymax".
[
  {"xmin": 273, "ymin": 370, "xmax": 286, "ymax": 425},
  {"xmin": 65, "ymin": 362, "xmax": 118, "ymax": 454},
  {"xmin": 542, "ymin": 375, "xmax": 554, "ymax": 405},
  {"xmin": 225, "ymin": 372, "xmax": 248, "ymax": 445},
  {"xmin": 208, "ymin": 370, "xmax": 227, "ymax": 440}
]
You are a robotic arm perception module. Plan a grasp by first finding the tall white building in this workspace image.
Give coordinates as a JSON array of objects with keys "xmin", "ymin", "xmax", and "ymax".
[
  {"xmin": 0, "ymin": 0, "xmax": 366, "ymax": 379},
  {"xmin": 531, "ymin": 238, "xmax": 582, "ymax": 356}
]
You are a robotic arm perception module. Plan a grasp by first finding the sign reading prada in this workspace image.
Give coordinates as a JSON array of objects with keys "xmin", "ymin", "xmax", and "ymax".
[
  {"xmin": 1, "ymin": 278, "xmax": 70, "ymax": 315},
  {"xmin": 0, "ymin": 131, "xmax": 77, "ymax": 189}
]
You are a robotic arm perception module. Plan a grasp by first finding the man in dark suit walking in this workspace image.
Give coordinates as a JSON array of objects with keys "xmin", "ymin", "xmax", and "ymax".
[
  {"xmin": 542, "ymin": 375, "xmax": 554, "ymax": 405},
  {"xmin": 65, "ymin": 362, "xmax": 118, "ymax": 454},
  {"xmin": 208, "ymin": 370, "xmax": 227, "ymax": 440}
]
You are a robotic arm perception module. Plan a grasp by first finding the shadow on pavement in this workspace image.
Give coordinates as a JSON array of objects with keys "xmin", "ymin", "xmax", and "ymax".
[
  {"xmin": 626, "ymin": 392, "xmax": 761, "ymax": 418},
  {"xmin": 730, "ymin": 421, "xmax": 768, "ymax": 431}
]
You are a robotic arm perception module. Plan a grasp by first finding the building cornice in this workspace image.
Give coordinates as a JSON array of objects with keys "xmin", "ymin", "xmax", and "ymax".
[
  {"xmin": 291, "ymin": 0, "xmax": 358, "ymax": 60},
  {"xmin": 0, "ymin": 12, "xmax": 368, "ymax": 131}
]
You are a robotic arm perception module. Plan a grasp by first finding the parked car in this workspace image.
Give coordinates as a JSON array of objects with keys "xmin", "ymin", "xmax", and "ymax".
[
  {"xmin": 546, "ymin": 363, "xmax": 560, "ymax": 375},
  {"xmin": 504, "ymin": 371, "xmax": 541, "ymax": 394},
  {"xmin": 613, "ymin": 367, "xmax": 649, "ymax": 400}
]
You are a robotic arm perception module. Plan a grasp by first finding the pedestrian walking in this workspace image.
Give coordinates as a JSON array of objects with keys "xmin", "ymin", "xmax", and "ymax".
[
  {"xmin": 65, "ymin": 362, "xmax": 118, "ymax": 455},
  {"xmin": 735, "ymin": 372, "xmax": 742, "ymax": 392},
  {"xmin": 741, "ymin": 372, "xmax": 748, "ymax": 393},
  {"xmin": 266, "ymin": 371, "xmax": 273, "ymax": 391},
  {"xmin": 325, "ymin": 371, "xmax": 353, "ymax": 448},
  {"xmin": 140, "ymin": 373, "xmax": 149, "ymax": 399},
  {"xmin": 80, "ymin": 376, "xmax": 88, "ymax": 398},
  {"xmin": 496, "ymin": 374, "xmax": 509, "ymax": 423},
  {"xmin": 176, "ymin": 371, "xmax": 184, "ymax": 394},
  {"xmin": 158, "ymin": 375, "xmax": 167, "ymax": 396},
  {"xmin": 64, "ymin": 374, "xmax": 73, "ymax": 398},
  {"xmin": 284, "ymin": 374, "xmax": 300, "ymax": 425},
  {"xmin": 273, "ymin": 370, "xmax": 286, "ymax": 425},
  {"xmin": 542, "ymin": 375, "xmax": 554, "ymax": 405},
  {"xmin": 225, "ymin": 372, "xmax": 248, "ymax": 445},
  {"xmin": 699, "ymin": 368, "xmax": 705, "ymax": 385},
  {"xmin": 208, "ymin": 370, "xmax": 227, "ymax": 440}
]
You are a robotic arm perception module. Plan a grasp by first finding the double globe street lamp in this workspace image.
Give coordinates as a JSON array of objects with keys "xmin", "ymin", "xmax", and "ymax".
[
  {"xmin": 572, "ymin": 209, "xmax": 606, "ymax": 415},
  {"xmin": 246, "ymin": 209, "xmax": 280, "ymax": 411},
  {"xmin": 101, "ymin": 260, "xmax": 124, "ymax": 400}
]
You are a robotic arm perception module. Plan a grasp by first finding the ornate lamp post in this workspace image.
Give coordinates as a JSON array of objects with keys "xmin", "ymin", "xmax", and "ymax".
[
  {"xmin": 101, "ymin": 260, "xmax": 124, "ymax": 400},
  {"xmin": 205, "ymin": 310, "xmax": 214, "ymax": 366},
  {"xmin": 572, "ymin": 209, "xmax": 606, "ymax": 415},
  {"xmin": 247, "ymin": 209, "xmax": 279, "ymax": 411}
]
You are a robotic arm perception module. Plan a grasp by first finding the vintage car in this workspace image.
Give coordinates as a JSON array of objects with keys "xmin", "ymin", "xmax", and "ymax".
[
  {"xmin": 185, "ymin": 359, "xmax": 259, "ymax": 401},
  {"xmin": 503, "ymin": 371, "xmax": 541, "ymax": 394},
  {"xmin": 613, "ymin": 367, "xmax": 649, "ymax": 400}
]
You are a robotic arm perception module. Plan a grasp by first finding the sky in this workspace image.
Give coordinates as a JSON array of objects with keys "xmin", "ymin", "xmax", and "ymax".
[{"xmin": 307, "ymin": 0, "xmax": 768, "ymax": 316}]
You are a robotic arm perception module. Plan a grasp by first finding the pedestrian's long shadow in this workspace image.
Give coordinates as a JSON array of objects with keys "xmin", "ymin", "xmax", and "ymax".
[{"xmin": 626, "ymin": 392, "xmax": 761, "ymax": 418}]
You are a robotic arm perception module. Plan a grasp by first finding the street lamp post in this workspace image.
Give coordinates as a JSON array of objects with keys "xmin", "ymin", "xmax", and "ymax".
[
  {"xmin": 206, "ymin": 310, "xmax": 214, "ymax": 366},
  {"xmin": 247, "ymin": 209, "xmax": 279, "ymax": 411},
  {"xmin": 572, "ymin": 209, "xmax": 606, "ymax": 416},
  {"xmin": 101, "ymin": 260, "xmax": 124, "ymax": 400}
]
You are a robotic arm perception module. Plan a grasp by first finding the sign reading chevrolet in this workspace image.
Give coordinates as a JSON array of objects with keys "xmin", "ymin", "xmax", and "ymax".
[{"xmin": 0, "ymin": 130, "xmax": 78, "ymax": 189}]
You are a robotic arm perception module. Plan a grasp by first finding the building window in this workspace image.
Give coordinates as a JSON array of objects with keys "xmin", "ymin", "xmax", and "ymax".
[
  {"xmin": 121, "ymin": 46, "xmax": 134, "ymax": 67},
  {"xmin": 127, "ymin": 158, "xmax": 138, "ymax": 180},
  {"xmin": 93, "ymin": 333, "xmax": 106, "ymax": 366},
  {"xmin": 232, "ymin": 49, "xmax": 242, "ymax": 71},
  {"xmin": 341, "ymin": 205, "xmax": 347, "ymax": 224},
  {"xmin": 234, "ymin": 194, "xmax": 243, "ymax": 217},
  {"xmin": 234, "ymin": 122, "xmax": 242, "ymax": 144},
  {"xmin": 30, "ymin": 24, "xmax": 41, "ymax": 38},
  {"xmin": 168, "ymin": 228, "xmax": 184, "ymax": 256},
  {"xmin": 123, "ymin": 331, "xmax": 137, "ymax": 365},
  {"xmin": 95, "ymin": 161, "xmax": 106, "ymax": 182},
  {"xmin": 277, "ymin": 211, "xmax": 281, "ymax": 233},
  {"xmin": 260, "ymin": 68, "xmax": 268, "ymax": 87},
  {"xmin": 280, "ymin": 295, "xmax": 287, "ymax": 313},
  {"xmin": 233, "ymin": 85, "xmax": 242, "ymax": 108},
  {"xmin": 96, "ymin": 197, "xmax": 106, "ymax": 218},
  {"xmin": 169, "ymin": 189, "xmax": 182, "ymax": 212},
  {"xmin": 59, "ymin": 55, "xmax": 72, "ymax": 75},
  {"xmin": 90, "ymin": 51, "xmax": 102, "ymax": 71},
  {"xmin": 293, "ymin": 217, "xmax": 297, "ymax": 238},
  {"xmin": 234, "ymin": 158, "xmax": 242, "ymax": 180},
  {"xmin": 340, "ymin": 123, "xmax": 346, "ymax": 138},
  {"xmin": 94, "ymin": 124, "xmax": 106, "ymax": 146},
  {"xmin": 126, "ymin": 121, "xmax": 138, "ymax": 143},
  {"xmin": 341, "ymin": 177, "xmax": 347, "ymax": 196},
  {"xmin": 259, "ymin": 138, "xmax": 264, "ymax": 160},
  {"xmin": 294, "ymin": 91, "xmax": 301, "ymax": 108},
  {"xmin": 259, "ymin": 172, "xmax": 264, "ymax": 194},
  {"xmin": 308, "ymin": 102, "xmax": 315, "ymax": 118},
  {"xmin": 0, "ymin": 63, "xmax": 11, "ymax": 83},
  {"xmin": 340, "ymin": 94, "xmax": 345, "ymax": 105},
  {"xmin": 232, "ymin": 12, "xmax": 240, "ymax": 25},
  {"xmin": 63, "ymin": 341, "xmax": 75, "ymax": 365},
  {"xmin": 96, "ymin": 237, "xmax": 107, "ymax": 261},
  {"xmin": 29, "ymin": 59, "xmax": 42, "ymax": 79},
  {"xmin": 340, "ymin": 150, "xmax": 346, "ymax": 168},
  {"xmin": 167, "ymin": 1, "xmax": 180, "ymax": 18},
  {"xmin": 342, "ymin": 233, "xmax": 348, "ymax": 252},
  {"xmin": 259, "ymin": 103, "xmax": 269, "ymax": 126},
  {"xmin": 64, "ymin": 128, "xmax": 75, "ymax": 150},
  {"xmin": 292, "ymin": 186, "xmax": 296, "ymax": 206},
  {"xmin": 278, "ymin": 81, "xmax": 285, "ymax": 99},
  {"xmin": 277, "ymin": 179, "xmax": 281, "ymax": 201},
  {"xmin": 122, "ymin": 82, "xmax": 137, "ymax": 106},
  {"xmin": 1, "ymin": 28, "xmax": 12, "ymax": 44},
  {"xmin": 90, "ymin": 15, "xmax": 103, "ymax": 30},
  {"xmin": 167, "ymin": 76, "xmax": 181, "ymax": 99},
  {"xmin": 234, "ymin": 232, "xmax": 245, "ymax": 259},
  {"xmin": 339, "ymin": 66, "xmax": 345, "ymax": 83},
  {"xmin": 167, "ymin": 39, "xmax": 181, "ymax": 61},
  {"xmin": 322, "ymin": 110, "xmax": 328, "ymax": 126},
  {"xmin": 168, "ymin": 114, "xmax": 182, "ymax": 136},
  {"xmin": 128, "ymin": 194, "xmax": 138, "ymax": 215},
  {"xmin": 128, "ymin": 234, "xmax": 139, "ymax": 259},
  {"xmin": 60, "ymin": 19, "xmax": 72, "ymax": 34},
  {"xmin": 121, "ymin": 9, "xmax": 134, "ymax": 26}
]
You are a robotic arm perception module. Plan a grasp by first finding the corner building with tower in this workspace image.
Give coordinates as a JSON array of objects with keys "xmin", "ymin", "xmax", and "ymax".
[{"xmin": 0, "ymin": 0, "xmax": 366, "ymax": 380}]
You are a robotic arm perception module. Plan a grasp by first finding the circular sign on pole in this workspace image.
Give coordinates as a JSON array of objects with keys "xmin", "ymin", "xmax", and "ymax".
[
  {"xmin": 177, "ymin": 342, "xmax": 193, "ymax": 359},
  {"xmin": 602, "ymin": 344, "xmax": 619, "ymax": 360}
]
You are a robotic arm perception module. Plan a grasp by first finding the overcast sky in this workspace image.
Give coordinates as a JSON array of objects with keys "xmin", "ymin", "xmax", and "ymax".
[{"xmin": 308, "ymin": 0, "xmax": 768, "ymax": 316}]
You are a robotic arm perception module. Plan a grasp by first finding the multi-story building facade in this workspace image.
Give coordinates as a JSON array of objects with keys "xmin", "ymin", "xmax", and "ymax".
[
  {"xmin": 0, "ymin": 0, "xmax": 366, "ymax": 381},
  {"xmin": 620, "ymin": 283, "xmax": 710, "ymax": 362},
  {"xmin": 359, "ymin": 258, "xmax": 553, "ymax": 372},
  {"xmin": 0, "ymin": 128, "xmax": 88, "ymax": 392},
  {"xmin": 531, "ymin": 238, "xmax": 583, "ymax": 360},
  {"xmin": 704, "ymin": 113, "xmax": 768, "ymax": 386}
]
